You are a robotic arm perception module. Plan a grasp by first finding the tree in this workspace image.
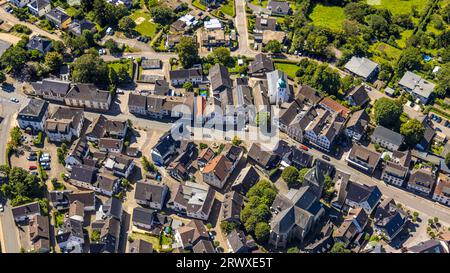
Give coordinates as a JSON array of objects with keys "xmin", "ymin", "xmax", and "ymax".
[
  {"xmin": 0, "ymin": 46, "xmax": 28, "ymax": 72},
  {"xmin": 231, "ymin": 136, "xmax": 242, "ymax": 146},
  {"xmin": 282, "ymin": 166, "xmax": 299, "ymax": 187},
  {"xmin": 298, "ymin": 168, "xmax": 309, "ymax": 184},
  {"xmin": 52, "ymin": 40, "xmax": 66, "ymax": 54},
  {"xmin": 183, "ymin": 81, "xmax": 194, "ymax": 92},
  {"xmin": 373, "ymin": 98, "xmax": 403, "ymax": 127},
  {"xmin": 287, "ymin": 246, "xmax": 299, "ymax": 253},
  {"xmin": 254, "ymin": 222, "xmax": 270, "ymax": 242},
  {"xmin": 71, "ymin": 53, "xmax": 108, "ymax": 84},
  {"xmin": 220, "ymin": 221, "xmax": 238, "ymax": 234},
  {"xmin": 264, "ymin": 40, "xmax": 282, "ymax": 53},
  {"xmin": 443, "ymin": 4, "xmax": 450, "ymax": 24},
  {"xmin": 208, "ymin": 47, "xmax": 234, "ymax": 67},
  {"xmin": 397, "ymin": 47, "xmax": 422, "ymax": 75},
  {"xmin": 436, "ymin": 63, "xmax": 450, "ymax": 97},
  {"xmin": 175, "ymin": 37, "xmax": 199, "ymax": 68},
  {"xmin": 244, "ymin": 215, "xmax": 258, "ymax": 233},
  {"xmin": 150, "ymin": 6, "xmax": 175, "ymax": 25},
  {"xmin": 44, "ymin": 52, "xmax": 63, "ymax": 72},
  {"xmin": 400, "ymin": 119, "xmax": 425, "ymax": 146},
  {"xmin": 0, "ymin": 71, "xmax": 5, "ymax": 85},
  {"xmin": 330, "ymin": 242, "xmax": 351, "ymax": 253},
  {"xmin": 9, "ymin": 127, "xmax": 22, "ymax": 147},
  {"xmin": 445, "ymin": 152, "xmax": 450, "ymax": 167},
  {"xmin": 104, "ymin": 39, "xmax": 121, "ymax": 54},
  {"xmin": 118, "ymin": 16, "xmax": 136, "ymax": 34}
]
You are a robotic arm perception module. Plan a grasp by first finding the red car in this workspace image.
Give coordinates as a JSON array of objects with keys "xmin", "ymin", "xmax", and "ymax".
[
  {"xmin": 29, "ymin": 165, "xmax": 37, "ymax": 170},
  {"xmin": 300, "ymin": 144, "xmax": 309, "ymax": 151}
]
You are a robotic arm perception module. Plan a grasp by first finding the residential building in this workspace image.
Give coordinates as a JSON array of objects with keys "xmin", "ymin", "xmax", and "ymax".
[
  {"xmin": 221, "ymin": 191, "xmax": 244, "ymax": 223},
  {"xmin": 227, "ymin": 229, "xmax": 250, "ymax": 253},
  {"xmin": 46, "ymin": 7, "xmax": 71, "ymax": 29},
  {"xmin": 333, "ymin": 208, "xmax": 368, "ymax": 247},
  {"xmin": 132, "ymin": 207, "xmax": 155, "ymax": 230},
  {"xmin": 407, "ymin": 167, "xmax": 436, "ymax": 196},
  {"xmin": 200, "ymin": 29, "xmax": 230, "ymax": 48},
  {"xmin": 319, "ymin": 97, "xmax": 351, "ymax": 119},
  {"xmin": 56, "ymin": 218, "xmax": 85, "ymax": 253},
  {"xmin": 11, "ymin": 0, "xmax": 31, "ymax": 8},
  {"xmin": 197, "ymin": 147, "xmax": 215, "ymax": 169},
  {"xmin": 333, "ymin": 180, "xmax": 382, "ymax": 214},
  {"xmin": 193, "ymin": 239, "xmax": 215, "ymax": 253},
  {"xmin": 345, "ymin": 85, "xmax": 369, "ymax": 107},
  {"xmin": 31, "ymin": 78, "xmax": 71, "ymax": 102},
  {"xmin": 128, "ymin": 93, "xmax": 147, "ymax": 115},
  {"xmin": 68, "ymin": 19, "xmax": 97, "ymax": 36},
  {"xmin": 283, "ymin": 147, "xmax": 314, "ymax": 170},
  {"xmin": 202, "ymin": 155, "xmax": 234, "ymax": 189},
  {"xmin": 134, "ymin": 180, "xmax": 169, "ymax": 210},
  {"xmin": 248, "ymin": 53, "xmax": 274, "ymax": 76},
  {"xmin": 373, "ymin": 198, "xmax": 408, "ymax": 241},
  {"xmin": 371, "ymin": 125, "xmax": 404, "ymax": 151},
  {"xmin": 433, "ymin": 174, "xmax": 450, "ymax": 205},
  {"xmin": 151, "ymin": 133, "xmax": 180, "ymax": 166},
  {"xmin": 254, "ymin": 17, "xmax": 277, "ymax": 33},
  {"xmin": 27, "ymin": 0, "xmax": 51, "ymax": 17},
  {"xmin": 209, "ymin": 63, "xmax": 232, "ymax": 94},
  {"xmin": 175, "ymin": 219, "xmax": 209, "ymax": 249},
  {"xmin": 345, "ymin": 109, "xmax": 369, "ymax": 141},
  {"xmin": 169, "ymin": 68, "xmax": 203, "ymax": 86},
  {"xmin": 85, "ymin": 115, "xmax": 128, "ymax": 143},
  {"xmin": 64, "ymin": 84, "xmax": 111, "ymax": 111},
  {"xmin": 128, "ymin": 239, "xmax": 153, "ymax": 253},
  {"xmin": 231, "ymin": 166, "xmax": 261, "ymax": 195},
  {"xmin": 17, "ymin": 99, "xmax": 49, "ymax": 132},
  {"xmin": 346, "ymin": 144, "xmax": 381, "ymax": 174},
  {"xmin": 381, "ymin": 150, "xmax": 411, "ymax": 187},
  {"xmin": 27, "ymin": 35, "xmax": 52, "ymax": 55},
  {"xmin": 168, "ymin": 142, "xmax": 197, "ymax": 181},
  {"xmin": 65, "ymin": 137, "xmax": 90, "ymax": 170},
  {"xmin": 399, "ymin": 71, "xmax": 435, "ymax": 104},
  {"xmin": 104, "ymin": 153, "xmax": 135, "ymax": 178},
  {"xmin": 49, "ymin": 190, "xmax": 71, "ymax": 210},
  {"xmin": 303, "ymin": 108, "xmax": 345, "ymax": 151},
  {"xmin": 267, "ymin": 70, "xmax": 291, "ymax": 105},
  {"xmin": 45, "ymin": 107, "xmax": 84, "ymax": 142},
  {"xmin": 167, "ymin": 182, "xmax": 215, "ymax": 220},
  {"xmin": 344, "ymin": 56, "xmax": 379, "ymax": 81},
  {"xmin": 68, "ymin": 191, "xmax": 96, "ymax": 211},
  {"xmin": 408, "ymin": 240, "xmax": 449, "ymax": 253},
  {"xmin": 98, "ymin": 138, "xmax": 123, "ymax": 153},
  {"xmin": 91, "ymin": 217, "xmax": 121, "ymax": 253},
  {"xmin": 247, "ymin": 143, "xmax": 281, "ymax": 171},
  {"xmin": 267, "ymin": 0, "xmax": 291, "ymax": 15},
  {"xmin": 269, "ymin": 186, "xmax": 325, "ymax": 248},
  {"xmin": 11, "ymin": 201, "xmax": 40, "ymax": 222},
  {"xmin": 29, "ymin": 215, "xmax": 50, "ymax": 253}
]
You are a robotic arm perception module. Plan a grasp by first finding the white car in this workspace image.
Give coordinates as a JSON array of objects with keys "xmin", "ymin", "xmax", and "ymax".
[
  {"xmin": 0, "ymin": 204, "xmax": 4, "ymax": 212},
  {"xmin": 10, "ymin": 97, "xmax": 18, "ymax": 103}
]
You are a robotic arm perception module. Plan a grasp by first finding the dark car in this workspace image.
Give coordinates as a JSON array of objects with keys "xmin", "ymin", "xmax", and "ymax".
[
  {"xmin": 322, "ymin": 155, "xmax": 331, "ymax": 161},
  {"xmin": 27, "ymin": 155, "xmax": 37, "ymax": 161}
]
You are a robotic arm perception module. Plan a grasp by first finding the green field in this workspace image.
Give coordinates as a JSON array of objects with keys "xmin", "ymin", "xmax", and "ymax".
[
  {"xmin": 65, "ymin": 7, "xmax": 78, "ymax": 17},
  {"xmin": 274, "ymin": 62, "xmax": 300, "ymax": 79},
  {"xmin": 369, "ymin": 42, "xmax": 402, "ymax": 63},
  {"xmin": 220, "ymin": 0, "xmax": 236, "ymax": 17},
  {"xmin": 192, "ymin": 0, "xmax": 207, "ymax": 11},
  {"xmin": 251, "ymin": 0, "xmax": 268, "ymax": 8},
  {"xmin": 396, "ymin": 29, "xmax": 414, "ymax": 48},
  {"xmin": 367, "ymin": 0, "xmax": 427, "ymax": 15},
  {"xmin": 309, "ymin": 4, "xmax": 346, "ymax": 31},
  {"xmin": 130, "ymin": 10, "xmax": 157, "ymax": 37},
  {"xmin": 108, "ymin": 59, "xmax": 134, "ymax": 79}
]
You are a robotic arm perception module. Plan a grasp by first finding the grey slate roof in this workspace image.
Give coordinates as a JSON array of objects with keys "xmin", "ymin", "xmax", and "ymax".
[
  {"xmin": 27, "ymin": 36, "xmax": 52, "ymax": 53},
  {"xmin": 132, "ymin": 207, "xmax": 155, "ymax": 225},
  {"xmin": 66, "ymin": 84, "xmax": 110, "ymax": 104},
  {"xmin": 32, "ymin": 78, "xmax": 71, "ymax": 96},
  {"xmin": 134, "ymin": 181, "xmax": 168, "ymax": 207},
  {"xmin": 11, "ymin": 201, "xmax": 41, "ymax": 219},
  {"xmin": 18, "ymin": 99, "xmax": 48, "ymax": 120},
  {"xmin": 399, "ymin": 71, "xmax": 435, "ymax": 99},
  {"xmin": 372, "ymin": 126, "xmax": 404, "ymax": 147},
  {"xmin": 209, "ymin": 63, "xmax": 232, "ymax": 92},
  {"xmin": 249, "ymin": 53, "xmax": 274, "ymax": 74},
  {"xmin": 344, "ymin": 56, "xmax": 378, "ymax": 79},
  {"xmin": 70, "ymin": 165, "xmax": 98, "ymax": 184}
]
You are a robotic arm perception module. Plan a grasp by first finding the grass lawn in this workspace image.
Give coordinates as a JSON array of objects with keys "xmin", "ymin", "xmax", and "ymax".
[
  {"xmin": 369, "ymin": 42, "xmax": 402, "ymax": 63},
  {"xmin": 131, "ymin": 232, "xmax": 161, "ymax": 251},
  {"xmin": 309, "ymin": 3, "xmax": 345, "ymax": 31},
  {"xmin": 250, "ymin": 0, "xmax": 268, "ymax": 8},
  {"xmin": 108, "ymin": 59, "xmax": 134, "ymax": 79},
  {"xmin": 274, "ymin": 62, "xmax": 300, "ymax": 79},
  {"xmin": 220, "ymin": 0, "xmax": 236, "ymax": 17},
  {"xmin": 129, "ymin": 10, "xmax": 157, "ymax": 38},
  {"xmin": 367, "ymin": 0, "xmax": 427, "ymax": 15},
  {"xmin": 396, "ymin": 29, "xmax": 414, "ymax": 48},
  {"xmin": 192, "ymin": 0, "xmax": 207, "ymax": 11}
]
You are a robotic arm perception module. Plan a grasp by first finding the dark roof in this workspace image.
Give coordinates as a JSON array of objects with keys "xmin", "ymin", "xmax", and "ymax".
[
  {"xmin": 374, "ymin": 198, "xmax": 407, "ymax": 239},
  {"xmin": 18, "ymin": 99, "xmax": 48, "ymax": 120},
  {"xmin": 128, "ymin": 93, "xmax": 147, "ymax": 109},
  {"xmin": 192, "ymin": 239, "xmax": 215, "ymax": 253},
  {"xmin": 70, "ymin": 165, "xmax": 98, "ymax": 184},
  {"xmin": 96, "ymin": 172, "xmax": 118, "ymax": 192},
  {"xmin": 408, "ymin": 240, "xmax": 447, "ymax": 253},
  {"xmin": 132, "ymin": 207, "xmax": 155, "ymax": 225},
  {"xmin": 231, "ymin": 166, "xmax": 260, "ymax": 194},
  {"xmin": 27, "ymin": 36, "xmax": 52, "ymax": 53},
  {"xmin": 297, "ymin": 85, "xmax": 323, "ymax": 105},
  {"xmin": 408, "ymin": 169, "xmax": 435, "ymax": 190},
  {"xmin": 372, "ymin": 126, "xmax": 404, "ymax": 147},
  {"xmin": 153, "ymin": 80, "xmax": 171, "ymax": 96},
  {"xmin": 46, "ymin": 8, "xmax": 70, "ymax": 24},
  {"xmin": 129, "ymin": 239, "xmax": 153, "ymax": 253},
  {"xmin": 169, "ymin": 68, "xmax": 202, "ymax": 80},
  {"xmin": 134, "ymin": 181, "xmax": 168, "ymax": 206},
  {"xmin": 289, "ymin": 147, "xmax": 314, "ymax": 168},
  {"xmin": 177, "ymin": 219, "xmax": 209, "ymax": 246},
  {"xmin": 209, "ymin": 64, "xmax": 232, "ymax": 92},
  {"xmin": 69, "ymin": 19, "xmax": 96, "ymax": 36},
  {"xmin": 29, "ymin": 0, "xmax": 50, "ymax": 10},
  {"xmin": 249, "ymin": 53, "xmax": 274, "ymax": 74},
  {"xmin": 346, "ymin": 109, "xmax": 369, "ymax": 133},
  {"xmin": 348, "ymin": 144, "xmax": 381, "ymax": 170},
  {"xmin": 31, "ymin": 78, "xmax": 71, "ymax": 96},
  {"xmin": 247, "ymin": 143, "xmax": 279, "ymax": 169},
  {"xmin": 11, "ymin": 201, "xmax": 40, "ymax": 219},
  {"xmin": 222, "ymin": 191, "xmax": 244, "ymax": 222},
  {"xmin": 267, "ymin": 0, "xmax": 290, "ymax": 13},
  {"xmin": 102, "ymin": 197, "xmax": 123, "ymax": 220},
  {"xmin": 227, "ymin": 229, "xmax": 247, "ymax": 253},
  {"xmin": 255, "ymin": 17, "xmax": 277, "ymax": 32},
  {"xmin": 68, "ymin": 191, "xmax": 95, "ymax": 208},
  {"xmin": 342, "ymin": 181, "xmax": 382, "ymax": 208},
  {"xmin": 66, "ymin": 84, "xmax": 110, "ymax": 104},
  {"xmin": 347, "ymin": 85, "xmax": 369, "ymax": 106}
]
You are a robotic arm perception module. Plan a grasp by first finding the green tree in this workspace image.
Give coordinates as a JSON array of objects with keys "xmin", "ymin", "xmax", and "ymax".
[
  {"xmin": 254, "ymin": 222, "xmax": 270, "ymax": 242},
  {"xmin": 0, "ymin": 46, "xmax": 28, "ymax": 72},
  {"xmin": 445, "ymin": 152, "xmax": 450, "ymax": 167},
  {"xmin": 104, "ymin": 39, "xmax": 121, "ymax": 54},
  {"xmin": 44, "ymin": 52, "xmax": 63, "ymax": 72},
  {"xmin": 397, "ymin": 47, "xmax": 422, "ymax": 75},
  {"xmin": 400, "ymin": 119, "xmax": 425, "ymax": 146},
  {"xmin": 435, "ymin": 63, "xmax": 450, "ymax": 97},
  {"xmin": 209, "ymin": 47, "xmax": 234, "ymax": 67},
  {"xmin": 264, "ymin": 40, "xmax": 282, "ymax": 53},
  {"xmin": 231, "ymin": 136, "xmax": 242, "ymax": 146},
  {"xmin": 373, "ymin": 98, "xmax": 403, "ymax": 127},
  {"xmin": 9, "ymin": 127, "xmax": 22, "ymax": 147},
  {"xmin": 287, "ymin": 246, "xmax": 299, "ymax": 253},
  {"xmin": 282, "ymin": 166, "xmax": 299, "ymax": 188},
  {"xmin": 175, "ymin": 37, "xmax": 199, "ymax": 68},
  {"xmin": 220, "ymin": 221, "xmax": 238, "ymax": 234},
  {"xmin": 298, "ymin": 168, "xmax": 310, "ymax": 184},
  {"xmin": 149, "ymin": 6, "xmax": 175, "ymax": 25},
  {"xmin": 330, "ymin": 242, "xmax": 351, "ymax": 253},
  {"xmin": 244, "ymin": 215, "xmax": 258, "ymax": 233},
  {"xmin": 183, "ymin": 81, "xmax": 194, "ymax": 92},
  {"xmin": 118, "ymin": 16, "xmax": 136, "ymax": 34},
  {"xmin": 71, "ymin": 53, "xmax": 108, "ymax": 84}
]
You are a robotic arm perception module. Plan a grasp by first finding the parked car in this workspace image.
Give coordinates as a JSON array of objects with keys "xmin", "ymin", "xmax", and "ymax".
[
  {"xmin": 300, "ymin": 144, "xmax": 309, "ymax": 151},
  {"xmin": 9, "ymin": 97, "xmax": 19, "ymax": 103},
  {"xmin": 29, "ymin": 151, "xmax": 37, "ymax": 157},
  {"xmin": 0, "ymin": 203, "xmax": 3, "ymax": 212},
  {"xmin": 29, "ymin": 166, "xmax": 37, "ymax": 170},
  {"xmin": 321, "ymin": 155, "xmax": 331, "ymax": 161},
  {"xmin": 39, "ymin": 157, "xmax": 50, "ymax": 163},
  {"xmin": 42, "ymin": 165, "xmax": 51, "ymax": 170},
  {"xmin": 27, "ymin": 155, "xmax": 37, "ymax": 161},
  {"xmin": 30, "ymin": 172, "xmax": 38, "ymax": 176}
]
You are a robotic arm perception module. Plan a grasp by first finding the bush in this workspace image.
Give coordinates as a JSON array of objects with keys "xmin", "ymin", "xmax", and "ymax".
[
  {"xmin": 33, "ymin": 131, "xmax": 43, "ymax": 146},
  {"xmin": 282, "ymin": 166, "xmax": 300, "ymax": 187}
]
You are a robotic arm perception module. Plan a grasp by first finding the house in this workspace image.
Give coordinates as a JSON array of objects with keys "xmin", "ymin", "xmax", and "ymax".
[
  {"xmin": 247, "ymin": 142, "xmax": 280, "ymax": 171},
  {"xmin": 346, "ymin": 144, "xmax": 381, "ymax": 174},
  {"xmin": 433, "ymin": 174, "xmax": 450, "ymax": 206},
  {"xmin": 85, "ymin": 115, "xmax": 128, "ymax": 143},
  {"xmin": 91, "ymin": 217, "xmax": 121, "ymax": 253},
  {"xmin": 128, "ymin": 93, "xmax": 147, "ymax": 115},
  {"xmin": 98, "ymin": 197, "xmax": 123, "ymax": 220},
  {"xmin": 11, "ymin": 201, "xmax": 41, "ymax": 222},
  {"xmin": 11, "ymin": 0, "xmax": 31, "ymax": 8},
  {"xmin": 267, "ymin": 0, "xmax": 291, "ymax": 15},
  {"xmin": 165, "ymin": 34, "xmax": 182, "ymax": 50},
  {"xmin": 267, "ymin": 70, "xmax": 291, "ymax": 105},
  {"xmin": 276, "ymin": 96, "xmax": 314, "ymax": 142},
  {"xmin": 345, "ymin": 85, "xmax": 369, "ymax": 107},
  {"xmin": 27, "ymin": 0, "xmax": 51, "ymax": 17},
  {"xmin": 197, "ymin": 147, "xmax": 215, "ymax": 168},
  {"xmin": 98, "ymin": 138, "xmax": 123, "ymax": 153},
  {"xmin": 231, "ymin": 166, "xmax": 261, "ymax": 195},
  {"xmin": 283, "ymin": 147, "xmax": 314, "ymax": 170},
  {"xmin": 64, "ymin": 84, "xmax": 112, "ymax": 111},
  {"xmin": 209, "ymin": 63, "xmax": 232, "ymax": 95},
  {"xmin": 68, "ymin": 191, "xmax": 96, "ymax": 211},
  {"xmin": 46, "ymin": 7, "xmax": 71, "ymax": 29},
  {"xmin": 371, "ymin": 125, "xmax": 404, "ymax": 151},
  {"xmin": 407, "ymin": 167, "xmax": 436, "ymax": 196},
  {"xmin": 29, "ymin": 215, "xmax": 50, "ymax": 253},
  {"xmin": 221, "ymin": 191, "xmax": 244, "ymax": 223},
  {"xmin": 248, "ymin": 53, "xmax": 274, "ymax": 76},
  {"xmin": 95, "ymin": 172, "xmax": 120, "ymax": 196},
  {"xmin": 169, "ymin": 68, "xmax": 203, "ymax": 86},
  {"xmin": 192, "ymin": 239, "xmax": 215, "ymax": 253},
  {"xmin": 202, "ymin": 155, "xmax": 234, "ymax": 189},
  {"xmin": 49, "ymin": 190, "xmax": 71, "ymax": 210},
  {"xmin": 227, "ymin": 229, "xmax": 250, "ymax": 253},
  {"xmin": 398, "ymin": 71, "xmax": 435, "ymax": 104},
  {"xmin": 381, "ymin": 150, "xmax": 411, "ymax": 187},
  {"xmin": 151, "ymin": 133, "xmax": 180, "ymax": 166},
  {"xmin": 373, "ymin": 198, "xmax": 408, "ymax": 241},
  {"xmin": 167, "ymin": 182, "xmax": 215, "ymax": 220},
  {"xmin": 17, "ymin": 99, "xmax": 49, "ymax": 133},
  {"xmin": 69, "ymin": 165, "xmax": 98, "ymax": 190},
  {"xmin": 141, "ymin": 59, "xmax": 161, "ymax": 70},
  {"xmin": 104, "ymin": 153, "xmax": 135, "ymax": 178},
  {"xmin": 45, "ymin": 107, "xmax": 84, "ymax": 142},
  {"xmin": 65, "ymin": 137, "xmax": 90, "ymax": 170},
  {"xmin": 68, "ymin": 19, "xmax": 97, "ymax": 36},
  {"xmin": 27, "ymin": 35, "xmax": 52, "ymax": 55},
  {"xmin": 200, "ymin": 29, "xmax": 230, "ymax": 48},
  {"xmin": 344, "ymin": 56, "xmax": 379, "ymax": 81},
  {"xmin": 333, "ymin": 208, "xmax": 368, "ymax": 248},
  {"xmin": 134, "ymin": 180, "xmax": 169, "ymax": 210},
  {"xmin": 168, "ymin": 142, "xmax": 197, "ymax": 181},
  {"xmin": 175, "ymin": 219, "xmax": 209, "ymax": 249},
  {"xmin": 56, "ymin": 218, "xmax": 85, "ymax": 253},
  {"xmin": 204, "ymin": 18, "xmax": 222, "ymax": 30},
  {"xmin": 254, "ymin": 17, "xmax": 277, "ymax": 33},
  {"xmin": 416, "ymin": 124, "xmax": 435, "ymax": 151},
  {"xmin": 128, "ymin": 239, "xmax": 153, "ymax": 253},
  {"xmin": 69, "ymin": 200, "xmax": 84, "ymax": 223},
  {"xmin": 333, "ymin": 180, "xmax": 382, "ymax": 214},
  {"xmin": 31, "ymin": 78, "xmax": 71, "ymax": 102},
  {"xmin": 345, "ymin": 109, "xmax": 369, "ymax": 141},
  {"xmin": 302, "ymin": 159, "xmax": 335, "ymax": 198},
  {"xmin": 269, "ymin": 186, "xmax": 325, "ymax": 248},
  {"xmin": 319, "ymin": 97, "xmax": 351, "ymax": 119},
  {"xmin": 303, "ymin": 108, "xmax": 345, "ymax": 151},
  {"xmin": 132, "ymin": 207, "xmax": 155, "ymax": 230},
  {"xmin": 408, "ymin": 240, "xmax": 449, "ymax": 253}
]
